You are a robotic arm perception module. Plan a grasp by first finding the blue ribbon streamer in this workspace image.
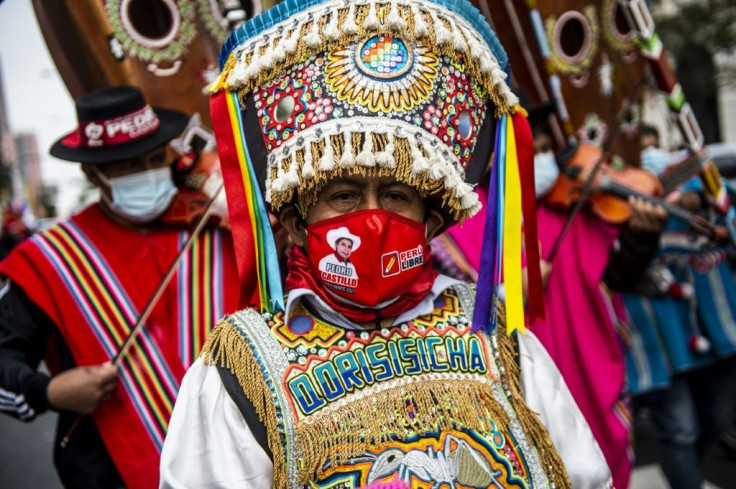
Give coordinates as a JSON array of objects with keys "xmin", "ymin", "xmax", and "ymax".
[
  {"xmin": 472, "ymin": 115, "xmax": 507, "ymax": 332},
  {"xmin": 727, "ymin": 206, "xmax": 736, "ymax": 244}
]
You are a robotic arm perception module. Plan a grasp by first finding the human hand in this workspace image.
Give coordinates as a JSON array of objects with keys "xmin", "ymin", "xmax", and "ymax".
[
  {"xmin": 627, "ymin": 196, "xmax": 668, "ymax": 234},
  {"xmin": 665, "ymin": 190, "xmax": 701, "ymax": 211},
  {"xmin": 540, "ymin": 260, "xmax": 553, "ymax": 288},
  {"xmin": 47, "ymin": 362, "xmax": 118, "ymax": 414},
  {"xmin": 664, "ymin": 190, "xmax": 682, "ymax": 206}
]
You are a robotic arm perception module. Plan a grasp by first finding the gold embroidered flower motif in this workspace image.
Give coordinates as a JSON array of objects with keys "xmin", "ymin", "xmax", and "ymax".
[{"xmin": 325, "ymin": 35, "xmax": 439, "ymax": 113}]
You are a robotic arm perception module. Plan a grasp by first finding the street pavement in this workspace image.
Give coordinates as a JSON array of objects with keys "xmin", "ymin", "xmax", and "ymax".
[
  {"xmin": 630, "ymin": 408, "xmax": 735, "ymax": 489},
  {"xmin": 0, "ymin": 410, "xmax": 62, "ymax": 488},
  {"xmin": 631, "ymin": 466, "xmax": 722, "ymax": 489}
]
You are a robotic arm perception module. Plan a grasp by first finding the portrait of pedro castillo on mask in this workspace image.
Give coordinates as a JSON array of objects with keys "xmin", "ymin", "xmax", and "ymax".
[{"xmin": 308, "ymin": 209, "xmax": 429, "ymax": 309}]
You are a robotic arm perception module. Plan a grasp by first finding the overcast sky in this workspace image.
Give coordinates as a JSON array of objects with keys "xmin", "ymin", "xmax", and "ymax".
[{"xmin": 0, "ymin": 0, "xmax": 87, "ymax": 217}]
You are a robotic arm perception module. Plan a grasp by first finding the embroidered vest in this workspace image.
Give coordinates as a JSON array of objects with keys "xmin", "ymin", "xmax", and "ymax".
[{"xmin": 204, "ymin": 285, "xmax": 569, "ymax": 488}]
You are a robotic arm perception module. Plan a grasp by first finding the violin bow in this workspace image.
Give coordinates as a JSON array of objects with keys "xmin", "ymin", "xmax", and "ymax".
[
  {"xmin": 111, "ymin": 182, "xmax": 224, "ymax": 365},
  {"xmin": 61, "ymin": 180, "xmax": 225, "ymax": 448},
  {"xmin": 546, "ymin": 78, "xmax": 647, "ymax": 264}
]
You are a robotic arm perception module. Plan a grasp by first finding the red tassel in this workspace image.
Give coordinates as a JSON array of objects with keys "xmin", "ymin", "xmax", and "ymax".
[
  {"xmin": 210, "ymin": 91, "xmax": 260, "ymax": 308},
  {"xmin": 513, "ymin": 111, "xmax": 545, "ymax": 326}
]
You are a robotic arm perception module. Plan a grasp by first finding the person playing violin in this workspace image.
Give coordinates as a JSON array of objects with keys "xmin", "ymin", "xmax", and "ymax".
[
  {"xmin": 0, "ymin": 85, "xmax": 241, "ymax": 488},
  {"xmin": 430, "ymin": 88, "xmax": 669, "ymax": 488},
  {"xmin": 620, "ymin": 126, "xmax": 736, "ymax": 489},
  {"xmin": 525, "ymin": 94, "xmax": 671, "ymax": 489}
]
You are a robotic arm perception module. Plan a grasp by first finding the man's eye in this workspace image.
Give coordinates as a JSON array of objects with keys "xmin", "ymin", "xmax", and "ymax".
[
  {"xmin": 332, "ymin": 192, "xmax": 356, "ymax": 202},
  {"xmin": 120, "ymin": 161, "xmax": 137, "ymax": 173},
  {"xmin": 148, "ymin": 151, "xmax": 167, "ymax": 164},
  {"xmin": 383, "ymin": 192, "xmax": 408, "ymax": 202}
]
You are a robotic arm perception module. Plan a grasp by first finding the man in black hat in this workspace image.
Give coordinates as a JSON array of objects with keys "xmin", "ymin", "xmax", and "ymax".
[{"xmin": 0, "ymin": 85, "xmax": 241, "ymax": 488}]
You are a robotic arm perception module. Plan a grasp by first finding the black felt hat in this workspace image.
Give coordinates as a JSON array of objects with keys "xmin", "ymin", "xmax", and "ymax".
[
  {"xmin": 515, "ymin": 87, "xmax": 556, "ymax": 129},
  {"xmin": 50, "ymin": 85, "xmax": 189, "ymax": 164}
]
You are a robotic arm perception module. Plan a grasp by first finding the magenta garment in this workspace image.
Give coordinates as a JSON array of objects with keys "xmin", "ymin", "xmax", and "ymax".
[
  {"xmin": 536, "ymin": 204, "xmax": 631, "ymax": 489},
  {"xmin": 443, "ymin": 191, "xmax": 629, "ymax": 487},
  {"xmin": 444, "ymin": 187, "xmax": 488, "ymax": 273},
  {"xmin": 443, "ymin": 187, "xmax": 527, "ymax": 272}
]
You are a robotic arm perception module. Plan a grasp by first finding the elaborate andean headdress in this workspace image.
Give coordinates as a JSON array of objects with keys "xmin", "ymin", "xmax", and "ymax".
[{"xmin": 209, "ymin": 0, "xmax": 544, "ymax": 333}]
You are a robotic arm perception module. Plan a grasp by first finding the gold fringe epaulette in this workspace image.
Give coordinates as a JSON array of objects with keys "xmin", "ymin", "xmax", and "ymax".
[
  {"xmin": 496, "ymin": 304, "xmax": 571, "ymax": 489},
  {"xmin": 201, "ymin": 318, "xmax": 291, "ymax": 489}
]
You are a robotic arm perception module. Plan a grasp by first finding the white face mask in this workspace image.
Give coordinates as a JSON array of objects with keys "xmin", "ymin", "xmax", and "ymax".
[
  {"xmin": 640, "ymin": 147, "xmax": 670, "ymax": 176},
  {"xmin": 97, "ymin": 166, "xmax": 177, "ymax": 224},
  {"xmin": 534, "ymin": 151, "xmax": 559, "ymax": 198}
]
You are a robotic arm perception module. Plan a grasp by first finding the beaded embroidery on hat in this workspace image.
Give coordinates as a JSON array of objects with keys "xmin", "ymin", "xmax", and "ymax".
[{"xmin": 211, "ymin": 0, "xmax": 520, "ymax": 223}]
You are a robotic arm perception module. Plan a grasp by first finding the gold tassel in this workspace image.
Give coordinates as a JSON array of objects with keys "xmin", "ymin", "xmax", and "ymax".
[
  {"xmin": 268, "ymin": 135, "xmax": 464, "ymax": 221},
  {"xmin": 495, "ymin": 305, "xmax": 572, "ymax": 489},
  {"xmin": 294, "ymin": 375, "xmax": 513, "ymax": 483}
]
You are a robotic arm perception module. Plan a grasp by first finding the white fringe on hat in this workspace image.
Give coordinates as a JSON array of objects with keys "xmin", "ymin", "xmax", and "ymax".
[{"xmin": 212, "ymin": 0, "xmax": 517, "ymax": 110}]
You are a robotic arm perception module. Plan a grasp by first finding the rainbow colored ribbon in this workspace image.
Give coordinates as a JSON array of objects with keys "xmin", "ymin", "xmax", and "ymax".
[
  {"xmin": 226, "ymin": 92, "xmax": 284, "ymax": 312},
  {"xmin": 473, "ymin": 110, "xmax": 543, "ymax": 334}
]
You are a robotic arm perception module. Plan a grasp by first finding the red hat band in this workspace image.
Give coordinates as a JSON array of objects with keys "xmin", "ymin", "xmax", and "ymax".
[{"xmin": 61, "ymin": 105, "xmax": 161, "ymax": 149}]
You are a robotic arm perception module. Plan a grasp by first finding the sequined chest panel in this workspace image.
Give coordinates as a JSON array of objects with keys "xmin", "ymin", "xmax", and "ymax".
[{"xmin": 227, "ymin": 287, "xmax": 547, "ymax": 488}]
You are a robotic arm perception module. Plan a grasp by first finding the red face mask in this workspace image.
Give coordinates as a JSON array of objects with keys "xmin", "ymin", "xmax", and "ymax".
[
  {"xmin": 285, "ymin": 209, "xmax": 437, "ymax": 323},
  {"xmin": 307, "ymin": 209, "xmax": 431, "ymax": 308}
]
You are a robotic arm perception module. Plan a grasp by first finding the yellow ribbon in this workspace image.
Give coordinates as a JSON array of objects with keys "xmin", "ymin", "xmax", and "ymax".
[{"xmin": 503, "ymin": 120, "xmax": 526, "ymax": 335}]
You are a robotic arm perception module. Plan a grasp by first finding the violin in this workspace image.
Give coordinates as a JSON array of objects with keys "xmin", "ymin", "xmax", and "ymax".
[
  {"xmin": 159, "ymin": 151, "xmax": 230, "ymax": 229},
  {"xmin": 544, "ymin": 143, "xmax": 719, "ymax": 237}
]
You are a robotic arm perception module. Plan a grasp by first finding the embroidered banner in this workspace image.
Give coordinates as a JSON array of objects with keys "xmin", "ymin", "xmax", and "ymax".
[{"xmin": 208, "ymin": 288, "xmax": 552, "ymax": 488}]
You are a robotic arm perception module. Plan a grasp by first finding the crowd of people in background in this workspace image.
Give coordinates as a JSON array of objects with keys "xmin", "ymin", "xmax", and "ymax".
[{"xmin": 0, "ymin": 199, "xmax": 36, "ymax": 259}]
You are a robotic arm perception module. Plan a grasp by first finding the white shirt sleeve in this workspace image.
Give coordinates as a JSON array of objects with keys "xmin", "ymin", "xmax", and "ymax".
[
  {"xmin": 518, "ymin": 331, "xmax": 614, "ymax": 489},
  {"xmin": 160, "ymin": 358, "xmax": 274, "ymax": 489}
]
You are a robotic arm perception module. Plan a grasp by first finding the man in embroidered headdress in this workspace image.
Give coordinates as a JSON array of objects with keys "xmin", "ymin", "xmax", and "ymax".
[
  {"xmin": 161, "ymin": 2, "xmax": 611, "ymax": 488},
  {"xmin": 0, "ymin": 85, "xmax": 241, "ymax": 488}
]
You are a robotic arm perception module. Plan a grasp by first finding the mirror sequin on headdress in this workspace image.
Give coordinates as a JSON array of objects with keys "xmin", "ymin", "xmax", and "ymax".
[{"xmin": 211, "ymin": 0, "xmax": 520, "ymax": 222}]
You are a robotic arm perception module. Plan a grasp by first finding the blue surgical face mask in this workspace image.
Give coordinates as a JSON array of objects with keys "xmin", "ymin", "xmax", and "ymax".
[
  {"xmin": 97, "ymin": 166, "xmax": 177, "ymax": 223},
  {"xmin": 640, "ymin": 147, "xmax": 670, "ymax": 176},
  {"xmin": 534, "ymin": 151, "xmax": 559, "ymax": 198}
]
